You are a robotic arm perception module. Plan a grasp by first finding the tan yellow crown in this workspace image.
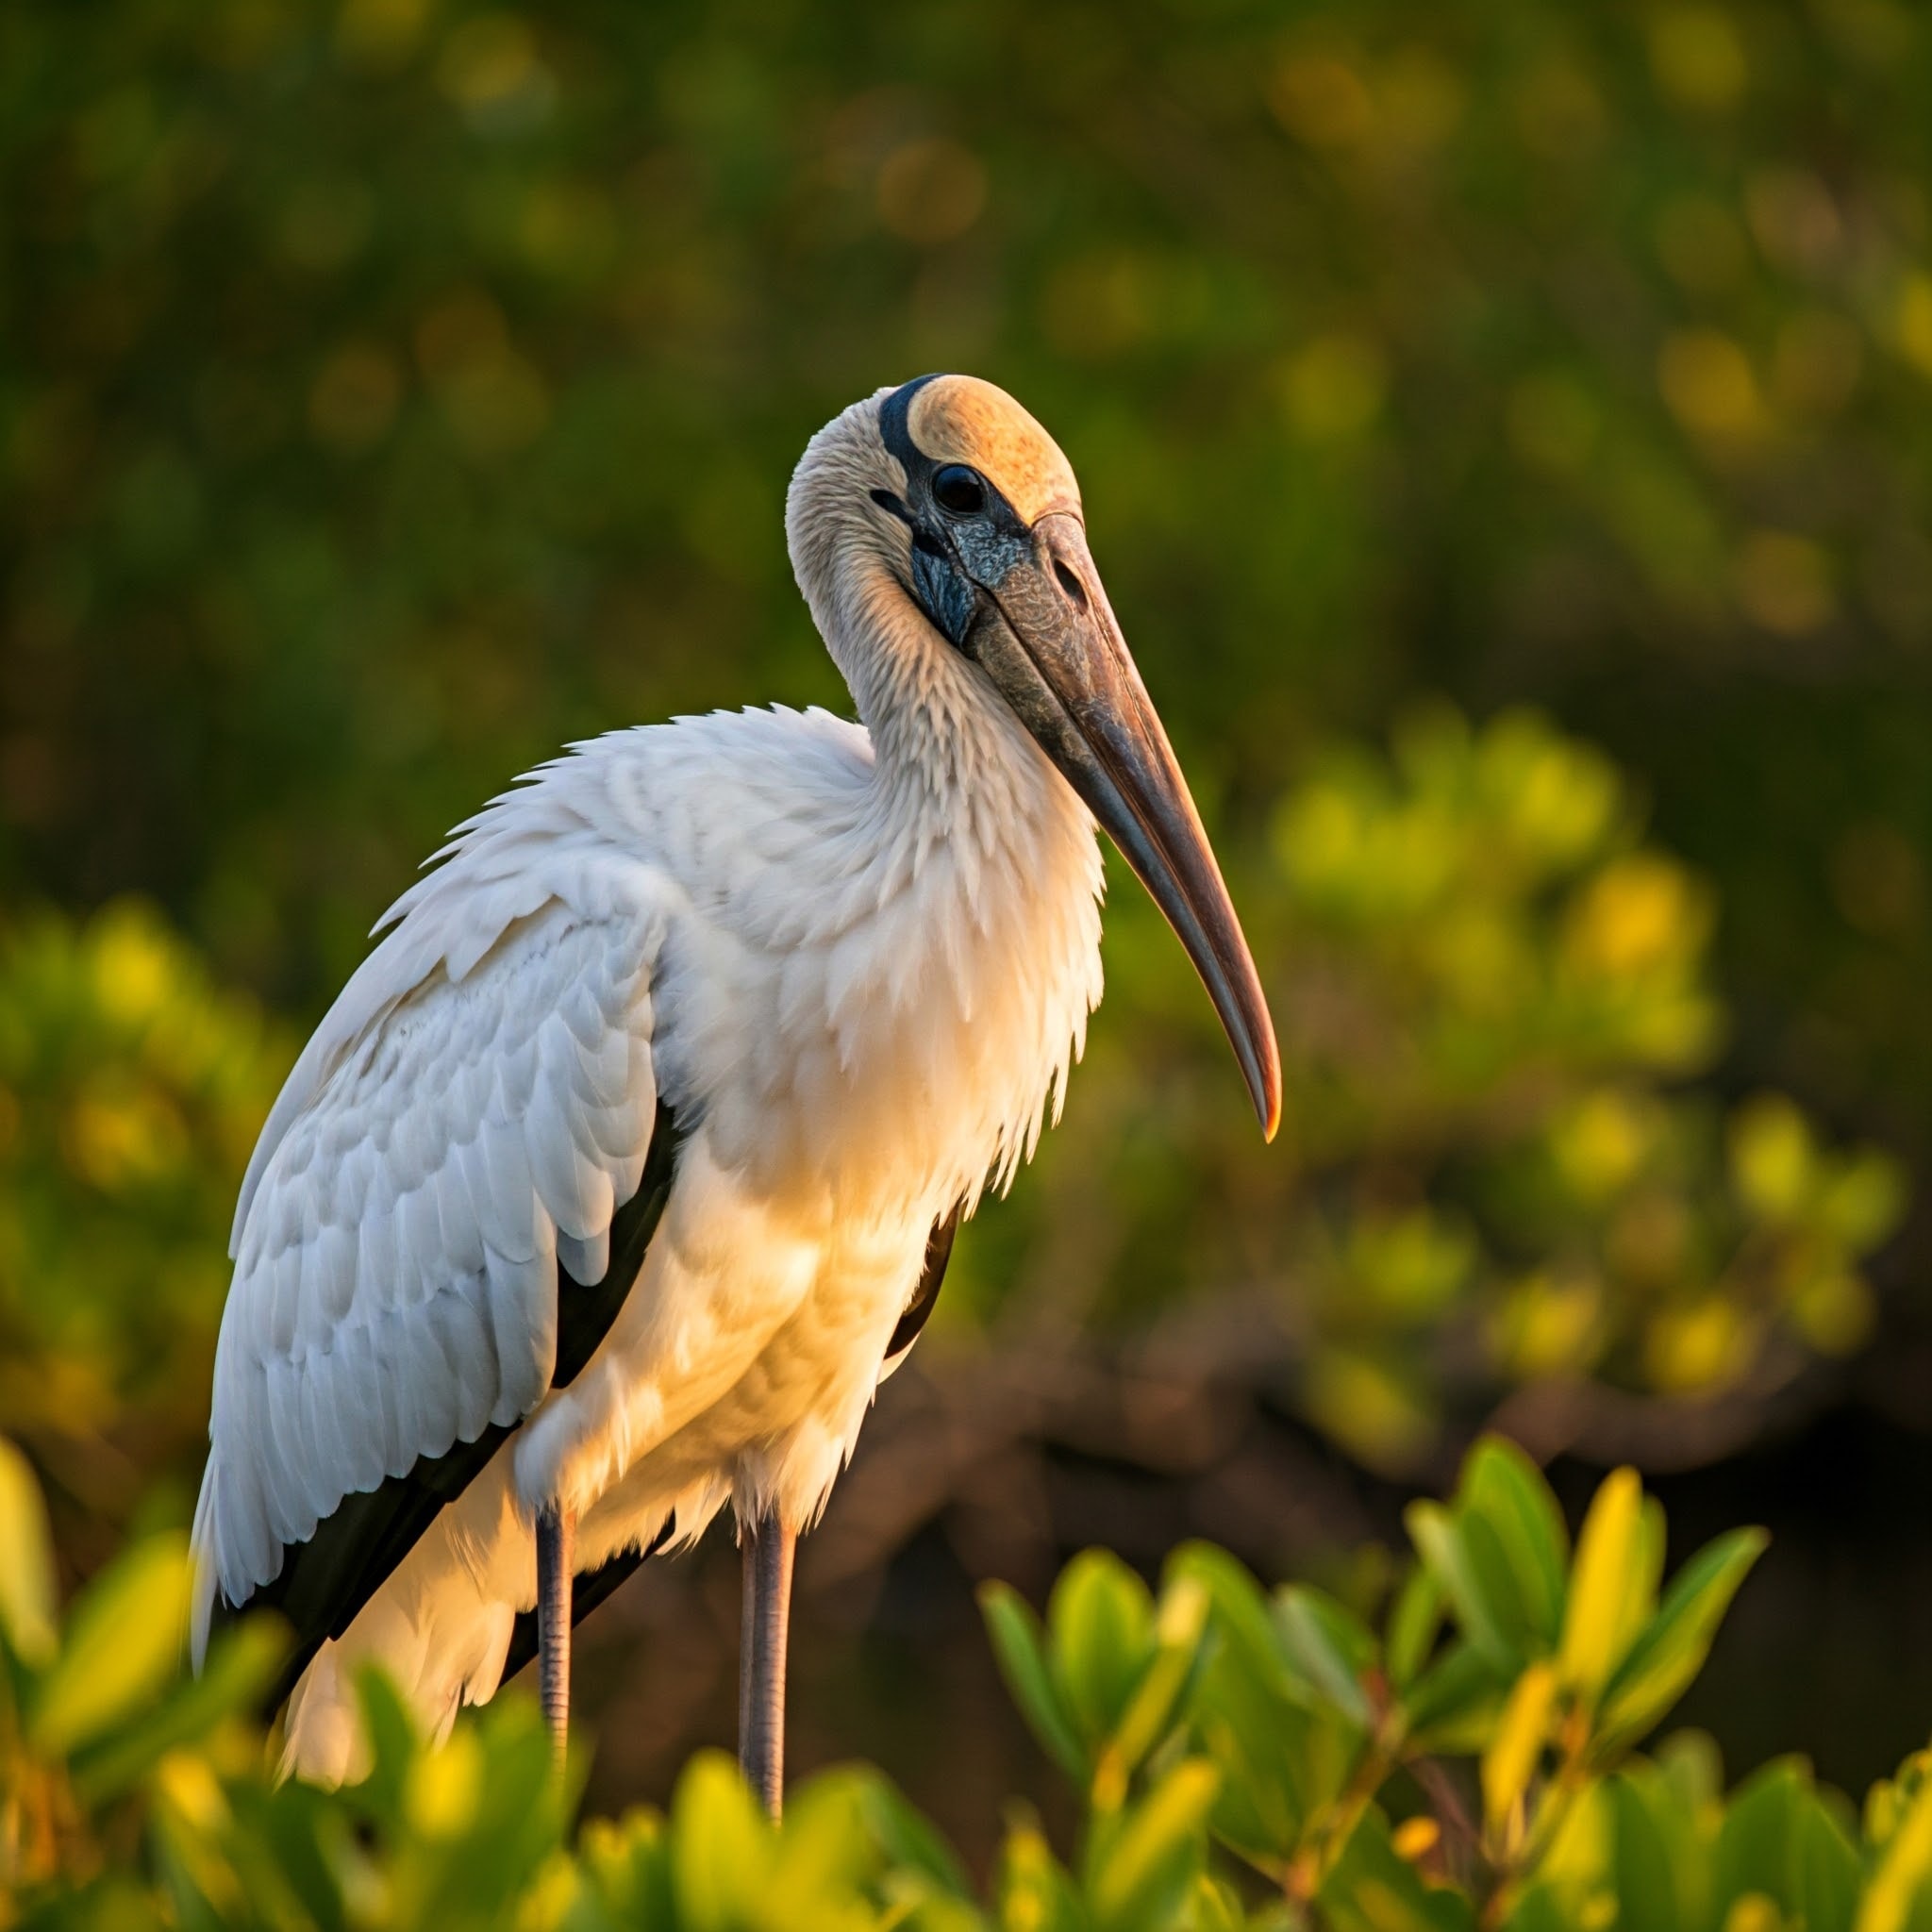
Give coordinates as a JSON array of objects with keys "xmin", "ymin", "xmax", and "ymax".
[{"xmin": 906, "ymin": 375, "xmax": 1081, "ymax": 525}]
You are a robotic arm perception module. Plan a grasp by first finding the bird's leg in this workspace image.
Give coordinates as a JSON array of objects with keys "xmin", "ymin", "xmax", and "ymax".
[
  {"xmin": 737, "ymin": 1510, "xmax": 796, "ymax": 1818},
  {"xmin": 536, "ymin": 1502, "xmax": 575, "ymax": 1764}
]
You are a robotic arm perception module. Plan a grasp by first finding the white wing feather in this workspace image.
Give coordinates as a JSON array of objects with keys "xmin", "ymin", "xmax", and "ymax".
[{"xmin": 192, "ymin": 758, "xmax": 675, "ymax": 1659}]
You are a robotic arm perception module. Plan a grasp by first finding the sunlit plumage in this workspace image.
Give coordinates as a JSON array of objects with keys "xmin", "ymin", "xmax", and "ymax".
[{"xmin": 192, "ymin": 375, "xmax": 1278, "ymax": 1797}]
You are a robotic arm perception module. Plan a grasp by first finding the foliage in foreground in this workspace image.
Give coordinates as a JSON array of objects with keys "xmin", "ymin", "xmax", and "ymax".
[{"xmin": 7, "ymin": 1431, "xmax": 1932, "ymax": 1930}]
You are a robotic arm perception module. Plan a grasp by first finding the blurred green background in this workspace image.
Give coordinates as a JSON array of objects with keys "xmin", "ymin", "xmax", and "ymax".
[{"xmin": 4, "ymin": 0, "xmax": 1931, "ymax": 1859}]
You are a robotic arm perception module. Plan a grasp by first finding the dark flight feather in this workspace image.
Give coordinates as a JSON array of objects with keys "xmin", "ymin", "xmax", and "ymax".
[{"xmin": 221, "ymin": 1103, "xmax": 683, "ymax": 1708}]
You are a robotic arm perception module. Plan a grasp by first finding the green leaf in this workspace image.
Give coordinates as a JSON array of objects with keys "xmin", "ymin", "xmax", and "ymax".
[
  {"xmin": 1459, "ymin": 1438, "xmax": 1569, "ymax": 1645},
  {"xmin": 577, "ymin": 1807, "xmax": 676, "ymax": 1925},
  {"xmin": 1274, "ymin": 1586, "xmax": 1374, "ymax": 1728},
  {"xmin": 1319, "ymin": 1807, "xmax": 1475, "ymax": 1932},
  {"xmin": 1182, "ymin": 1638, "xmax": 1325, "ymax": 1874},
  {"xmin": 1087, "ymin": 1757, "xmax": 1219, "ymax": 1932},
  {"xmin": 1714, "ymin": 1759, "xmax": 1807, "ymax": 1923},
  {"xmin": 1167, "ymin": 1542, "xmax": 1299, "ymax": 1700},
  {"xmin": 769, "ymin": 1768, "xmax": 895, "ymax": 1912},
  {"xmin": 1404, "ymin": 1644, "xmax": 1509, "ymax": 1756},
  {"xmin": 1798, "ymin": 1793, "xmax": 1864, "ymax": 1932},
  {"xmin": 979, "ymin": 1581, "xmax": 1087, "ymax": 1783},
  {"xmin": 348, "ymin": 1663, "xmax": 422, "ymax": 1825},
  {"xmin": 1857, "ymin": 1769, "xmax": 1932, "ymax": 1932},
  {"xmin": 30, "ymin": 1532, "xmax": 192, "ymax": 1758},
  {"xmin": 854, "ymin": 1765, "xmax": 975, "ymax": 1901},
  {"xmin": 1557, "ymin": 1468, "xmax": 1646, "ymax": 1701},
  {"xmin": 1595, "ymin": 1528, "xmax": 1767, "ymax": 1754},
  {"xmin": 72, "ymin": 1615, "xmax": 286, "ymax": 1803},
  {"xmin": 1481, "ymin": 1661, "xmax": 1557, "ymax": 1837},
  {"xmin": 1458, "ymin": 1508, "xmax": 1547, "ymax": 1663},
  {"xmin": 1606, "ymin": 1772, "xmax": 1684, "ymax": 1932},
  {"xmin": 1407, "ymin": 1502, "xmax": 1516, "ymax": 1674},
  {"xmin": 668, "ymin": 1750, "xmax": 772, "ymax": 1930},
  {"xmin": 1386, "ymin": 1565, "xmax": 1444, "ymax": 1690},
  {"xmin": 1106, "ymin": 1575, "xmax": 1209, "ymax": 1782},
  {"xmin": 997, "ymin": 1816, "xmax": 1083, "ymax": 1932},
  {"xmin": 0, "ymin": 1435, "xmax": 57, "ymax": 1669},
  {"xmin": 1047, "ymin": 1550, "xmax": 1157, "ymax": 1750}
]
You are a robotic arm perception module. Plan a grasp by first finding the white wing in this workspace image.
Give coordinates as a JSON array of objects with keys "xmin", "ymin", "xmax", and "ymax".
[{"xmin": 192, "ymin": 755, "xmax": 676, "ymax": 1657}]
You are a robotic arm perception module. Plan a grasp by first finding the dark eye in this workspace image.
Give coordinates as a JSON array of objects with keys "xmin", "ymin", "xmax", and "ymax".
[{"xmin": 932, "ymin": 465, "xmax": 986, "ymax": 517}]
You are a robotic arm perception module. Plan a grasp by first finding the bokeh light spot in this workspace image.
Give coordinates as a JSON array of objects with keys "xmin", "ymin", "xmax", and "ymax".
[
  {"xmin": 1744, "ymin": 169, "xmax": 1842, "ymax": 277},
  {"xmin": 1657, "ymin": 329, "xmax": 1765, "ymax": 442},
  {"xmin": 335, "ymin": 0, "xmax": 434, "ymax": 72},
  {"xmin": 1507, "ymin": 372, "xmax": 1600, "ymax": 474},
  {"xmin": 1830, "ymin": 823, "xmax": 1924, "ymax": 940},
  {"xmin": 1735, "ymin": 530, "xmax": 1834, "ymax": 635},
  {"xmin": 1771, "ymin": 311, "xmax": 1863, "ymax": 417},
  {"xmin": 1280, "ymin": 334, "xmax": 1388, "ymax": 441},
  {"xmin": 874, "ymin": 138, "xmax": 988, "ymax": 244},
  {"xmin": 1895, "ymin": 274, "xmax": 1932, "ymax": 378},
  {"xmin": 308, "ymin": 343, "xmax": 404, "ymax": 454},
  {"xmin": 1648, "ymin": 8, "xmax": 1749, "ymax": 114},
  {"xmin": 1512, "ymin": 57, "xmax": 1606, "ymax": 161},
  {"xmin": 1655, "ymin": 196, "xmax": 1748, "ymax": 293},
  {"xmin": 1268, "ymin": 52, "xmax": 1374, "ymax": 148},
  {"xmin": 436, "ymin": 13, "xmax": 554, "ymax": 130}
]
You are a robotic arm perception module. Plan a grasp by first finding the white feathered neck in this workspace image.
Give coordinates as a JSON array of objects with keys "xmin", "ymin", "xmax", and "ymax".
[{"xmin": 234, "ymin": 394, "xmax": 1108, "ymax": 1257}]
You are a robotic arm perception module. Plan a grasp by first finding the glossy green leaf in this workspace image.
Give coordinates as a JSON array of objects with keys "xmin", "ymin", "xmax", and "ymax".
[
  {"xmin": 996, "ymin": 1817, "xmax": 1084, "ymax": 1932},
  {"xmin": 1482, "ymin": 1661, "xmax": 1557, "ymax": 1837},
  {"xmin": 30, "ymin": 1532, "xmax": 192, "ymax": 1757},
  {"xmin": 1714, "ymin": 1759, "xmax": 1808, "ymax": 1921},
  {"xmin": 1319, "ymin": 1807, "xmax": 1475, "ymax": 1932},
  {"xmin": 1459, "ymin": 1438, "xmax": 1569, "ymax": 1646},
  {"xmin": 1607, "ymin": 1771, "xmax": 1686, "ymax": 1932},
  {"xmin": 1799, "ymin": 1794, "xmax": 1865, "ymax": 1932},
  {"xmin": 980, "ymin": 1581, "xmax": 1087, "ymax": 1783},
  {"xmin": 1404, "ymin": 1644, "xmax": 1510, "ymax": 1755},
  {"xmin": 1386, "ymin": 1564, "xmax": 1444, "ymax": 1690},
  {"xmin": 856, "ymin": 1766, "xmax": 975, "ymax": 1902},
  {"xmin": 1408, "ymin": 1502, "xmax": 1516, "ymax": 1674},
  {"xmin": 1106, "ymin": 1575, "xmax": 1209, "ymax": 1781},
  {"xmin": 1047, "ymin": 1550, "xmax": 1157, "ymax": 1753},
  {"xmin": 1558, "ymin": 1468, "xmax": 1647, "ymax": 1701},
  {"xmin": 1274, "ymin": 1586, "xmax": 1374, "ymax": 1728},
  {"xmin": 0, "ymin": 1436, "xmax": 57, "ymax": 1669},
  {"xmin": 668, "ymin": 1750, "xmax": 773, "ymax": 1929},
  {"xmin": 72, "ymin": 1616, "xmax": 286, "ymax": 1804},
  {"xmin": 1857, "ymin": 1769, "xmax": 1932, "ymax": 1932},
  {"xmin": 1087, "ymin": 1757, "xmax": 1219, "ymax": 1932},
  {"xmin": 1596, "ymin": 1528, "xmax": 1767, "ymax": 1754}
]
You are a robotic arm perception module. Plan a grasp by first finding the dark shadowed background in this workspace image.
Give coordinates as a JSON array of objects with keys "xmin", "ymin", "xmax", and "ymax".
[{"xmin": 4, "ymin": 0, "xmax": 1931, "ymax": 1864}]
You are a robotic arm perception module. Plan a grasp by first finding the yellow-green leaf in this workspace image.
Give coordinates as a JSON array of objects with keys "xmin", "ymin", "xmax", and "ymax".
[
  {"xmin": 1857, "ymin": 1773, "xmax": 1932, "ymax": 1932},
  {"xmin": 31, "ymin": 1533, "xmax": 192, "ymax": 1758},
  {"xmin": 0, "ymin": 1436, "xmax": 58, "ymax": 1667},
  {"xmin": 1483, "ymin": 1661, "xmax": 1558, "ymax": 1838},
  {"xmin": 1559, "ymin": 1468, "xmax": 1646, "ymax": 1701}
]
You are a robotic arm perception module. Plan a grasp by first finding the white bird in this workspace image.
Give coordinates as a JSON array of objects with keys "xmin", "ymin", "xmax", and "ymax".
[{"xmin": 192, "ymin": 375, "xmax": 1279, "ymax": 1809}]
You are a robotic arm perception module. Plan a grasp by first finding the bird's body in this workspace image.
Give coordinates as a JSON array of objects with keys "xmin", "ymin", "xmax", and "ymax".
[{"xmin": 193, "ymin": 375, "xmax": 1275, "ymax": 1794}]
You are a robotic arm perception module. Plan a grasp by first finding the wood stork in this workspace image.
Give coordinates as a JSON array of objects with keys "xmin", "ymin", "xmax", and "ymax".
[{"xmin": 192, "ymin": 374, "xmax": 1280, "ymax": 1810}]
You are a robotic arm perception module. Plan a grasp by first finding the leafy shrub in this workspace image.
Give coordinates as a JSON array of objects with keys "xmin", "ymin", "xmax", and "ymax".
[
  {"xmin": 1002, "ymin": 708, "xmax": 1907, "ymax": 1472},
  {"xmin": 0, "ymin": 902, "xmax": 290, "ymax": 1557},
  {"xmin": 7, "ymin": 1428, "xmax": 1932, "ymax": 1930}
]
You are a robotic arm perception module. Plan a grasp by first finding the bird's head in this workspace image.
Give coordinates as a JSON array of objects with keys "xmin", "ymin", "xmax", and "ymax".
[{"xmin": 791, "ymin": 373, "xmax": 1281, "ymax": 1141}]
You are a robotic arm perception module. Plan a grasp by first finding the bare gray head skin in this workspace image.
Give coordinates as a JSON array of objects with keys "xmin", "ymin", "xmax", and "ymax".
[{"xmin": 867, "ymin": 373, "xmax": 1282, "ymax": 1141}]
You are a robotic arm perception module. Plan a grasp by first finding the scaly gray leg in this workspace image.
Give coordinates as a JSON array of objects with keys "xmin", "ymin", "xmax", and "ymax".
[
  {"xmin": 738, "ymin": 1511, "xmax": 796, "ymax": 1817},
  {"xmin": 537, "ymin": 1503, "xmax": 575, "ymax": 1765}
]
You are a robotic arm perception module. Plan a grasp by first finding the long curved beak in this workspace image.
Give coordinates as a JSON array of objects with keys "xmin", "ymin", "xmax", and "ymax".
[{"xmin": 965, "ymin": 512, "xmax": 1282, "ymax": 1139}]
